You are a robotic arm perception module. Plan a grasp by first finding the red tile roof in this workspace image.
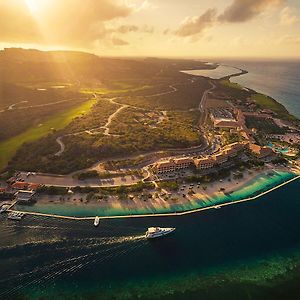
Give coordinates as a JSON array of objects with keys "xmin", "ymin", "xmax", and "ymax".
[{"xmin": 11, "ymin": 182, "xmax": 28, "ymax": 189}]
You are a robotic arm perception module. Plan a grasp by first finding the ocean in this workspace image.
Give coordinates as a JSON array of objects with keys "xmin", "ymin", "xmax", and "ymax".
[
  {"xmin": 1, "ymin": 179, "xmax": 300, "ymax": 300},
  {"xmin": 227, "ymin": 60, "xmax": 300, "ymax": 119},
  {"xmin": 1, "ymin": 60, "xmax": 300, "ymax": 300},
  {"xmin": 183, "ymin": 59, "xmax": 300, "ymax": 119}
]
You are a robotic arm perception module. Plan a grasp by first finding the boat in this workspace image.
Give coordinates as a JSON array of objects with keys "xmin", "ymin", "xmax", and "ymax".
[
  {"xmin": 145, "ymin": 227, "xmax": 175, "ymax": 239},
  {"xmin": 7, "ymin": 212, "xmax": 24, "ymax": 220},
  {"xmin": 94, "ymin": 216, "xmax": 100, "ymax": 227},
  {"xmin": 0, "ymin": 205, "xmax": 9, "ymax": 214},
  {"xmin": 214, "ymin": 205, "xmax": 221, "ymax": 209}
]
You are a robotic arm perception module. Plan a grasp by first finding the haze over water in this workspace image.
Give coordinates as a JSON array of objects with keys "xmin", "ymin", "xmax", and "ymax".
[{"xmin": 226, "ymin": 60, "xmax": 300, "ymax": 119}]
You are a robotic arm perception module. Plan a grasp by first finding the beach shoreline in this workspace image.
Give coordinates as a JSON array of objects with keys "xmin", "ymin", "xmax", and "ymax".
[{"xmin": 12, "ymin": 164, "xmax": 300, "ymax": 219}]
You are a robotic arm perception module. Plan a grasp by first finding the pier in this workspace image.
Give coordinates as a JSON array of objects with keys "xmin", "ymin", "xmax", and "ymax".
[{"xmin": 3, "ymin": 175, "xmax": 299, "ymax": 222}]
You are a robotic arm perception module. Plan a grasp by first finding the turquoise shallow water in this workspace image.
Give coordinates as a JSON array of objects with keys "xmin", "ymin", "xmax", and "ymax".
[
  {"xmin": 16, "ymin": 170, "xmax": 296, "ymax": 217},
  {"xmin": 1, "ymin": 178, "xmax": 300, "ymax": 300}
]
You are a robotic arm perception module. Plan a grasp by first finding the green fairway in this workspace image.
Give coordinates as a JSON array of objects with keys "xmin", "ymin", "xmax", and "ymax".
[{"xmin": 0, "ymin": 99, "xmax": 96, "ymax": 171}]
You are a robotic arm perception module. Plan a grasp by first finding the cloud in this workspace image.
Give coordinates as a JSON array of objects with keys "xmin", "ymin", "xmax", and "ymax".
[
  {"xmin": 111, "ymin": 37, "xmax": 129, "ymax": 46},
  {"xmin": 0, "ymin": 0, "xmax": 40, "ymax": 43},
  {"xmin": 175, "ymin": 8, "xmax": 217, "ymax": 37},
  {"xmin": 117, "ymin": 25, "xmax": 139, "ymax": 33},
  {"xmin": 116, "ymin": 24, "xmax": 154, "ymax": 34},
  {"xmin": 219, "ymin": 0, "xmax": 285, "ymax": 23},
  {"xmin": 280, "ymin": 6, "xmax": 298, "ymax": 26},
  {"xmin": 0, "ymin": 0, "xmax": 134, "ymax": 46},
  {"xmin": 278, "ymin": 35, "xmax": 300, "ymax": 44},
  {"xmin": 174, "ymin": 0, "xmax": 285, "ymax": 39}
]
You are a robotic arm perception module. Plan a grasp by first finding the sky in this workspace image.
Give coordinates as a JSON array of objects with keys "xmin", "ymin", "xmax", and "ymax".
[{"xmin": 0, "ymin": 0, "xmax": 300, "ymax": 59}]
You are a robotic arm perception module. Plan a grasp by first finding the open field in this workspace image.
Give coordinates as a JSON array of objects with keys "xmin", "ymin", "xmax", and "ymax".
[
  {"xmin": 0, "ymin": 98, "xmax": 89, "ymax": 141},
  {"xmin": 251, "ymin": 93, "xmax": 296, "ymax": 120},
  {"xmin": 0, "ymin": 99, "xmax": 96, "ymax": 171}
]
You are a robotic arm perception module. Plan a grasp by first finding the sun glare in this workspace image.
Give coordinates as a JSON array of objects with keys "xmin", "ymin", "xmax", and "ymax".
[{"xmin": 25, "ymin": 0, "xmax": 39, "ymax": 13}]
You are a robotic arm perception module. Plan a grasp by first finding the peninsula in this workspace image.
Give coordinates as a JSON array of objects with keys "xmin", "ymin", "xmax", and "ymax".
[{"xmin": 1, "ymin": 48, "xmax": 300, "ymax": 219}]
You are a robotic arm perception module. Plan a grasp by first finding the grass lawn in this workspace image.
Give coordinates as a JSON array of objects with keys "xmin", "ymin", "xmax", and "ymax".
[
  {"xmin": 220, "ymin": 79, "xmax": 244, "ymax": 90},
  {"xmin": 0, "ymin": 99, "xmax": 96, "ymax": 171},
  {"xmin": 251, "ymin": 93, "xmax": 295, "ymax": 120}
]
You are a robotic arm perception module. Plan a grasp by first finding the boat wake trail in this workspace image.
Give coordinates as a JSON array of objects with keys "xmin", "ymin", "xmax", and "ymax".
[{"xmin": 0, "ymin": 230, "xmax": 147, "ymax": 299}]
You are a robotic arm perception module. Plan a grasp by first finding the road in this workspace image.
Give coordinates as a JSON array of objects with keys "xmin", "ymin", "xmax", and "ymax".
[
  {"xmin": 101, "ymin": 98, "xmax": 129, "ymax": 136},
  {"xmin": 199, "ymin": 81, "xmax": 216, "ymax": 112},
  {"xmin": 0, "ymin": 98, "xmax": 87, "ymax": 114},
  {"xmin": 52, "ymin": 78, "xmax": 214, "ymax": 165}
]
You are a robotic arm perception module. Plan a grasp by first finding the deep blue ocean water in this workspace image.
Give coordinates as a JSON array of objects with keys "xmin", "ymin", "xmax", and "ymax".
[
  {"xmin": 185, "ymin": 59, "xmax": 300, "ymax": 119},
  {"xmin": 0, "ymin": 178, "xmax": 300, "ymax": 300},
  {"xmin": 223, "ymin": 60, "xmax": 300, "ymax": 119}
]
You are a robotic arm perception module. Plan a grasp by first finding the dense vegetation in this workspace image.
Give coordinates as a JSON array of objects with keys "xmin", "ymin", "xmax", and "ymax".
[
  {"xmin": 0, "ymin": 99, "xmax": 96, "ymax": 171},
  {"xmin": 117, "ymin": 77, "xmax": 210, "ymax": 110},
  {"xmin": 8, "ymin": 107, "xmax": 202, "ymax": 173},
  {"xmin": 245, "ymin": 116, "xmax": 287, "ymax": 134}
]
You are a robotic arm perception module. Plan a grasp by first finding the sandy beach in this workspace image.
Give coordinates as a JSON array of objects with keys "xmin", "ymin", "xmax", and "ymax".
[{"xmin": 15, "ymin": 163, "xmax": 300, "ymax": 218}]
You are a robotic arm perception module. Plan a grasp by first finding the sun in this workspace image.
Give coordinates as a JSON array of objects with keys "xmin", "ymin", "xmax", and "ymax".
[{"xmin": 25, "ymin": 0, "xmax": 39, "ymax": 13}]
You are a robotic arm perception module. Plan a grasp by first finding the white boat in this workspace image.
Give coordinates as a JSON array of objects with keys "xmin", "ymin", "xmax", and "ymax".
[
  {"xmin": 0, "ymin": 205, "xmax": 9, "ymax": 213},
  {"xmin": 94, "ymin": 216, "xmax": 100, "ymax": 227},
  {"xmin": 145, "ymin": 227, "xmax": 175, "ymax": 239},
  {"xmin": 214, "ymin": 205, "xmax": 221, "ymax": 209},
  {"xmin": 7, "ymin": 212, "xmax": 24, "ymax": 220}
]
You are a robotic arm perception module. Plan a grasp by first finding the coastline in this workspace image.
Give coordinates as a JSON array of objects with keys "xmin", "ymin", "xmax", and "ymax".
[
  {"xmin": 12, "ymin": 167, "xmax": 300, "ymax": 219},
  {"xmin": 4, "ymin": 61, "xmax": 300, "ymax": 221}
]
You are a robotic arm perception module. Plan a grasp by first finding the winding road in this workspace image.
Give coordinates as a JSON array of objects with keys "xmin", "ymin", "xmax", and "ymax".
[
  {"xmin": 54, "ymin": 78, "xmax": 215, "ymax": 158},
  {"xmin": 101, "ymin": 98, "xmax": 129, "ymax": 136}
]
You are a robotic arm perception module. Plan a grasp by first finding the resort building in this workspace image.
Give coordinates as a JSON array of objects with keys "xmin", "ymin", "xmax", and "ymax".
[
  {"xmin": 210, "ymin": 108, "xmax": 240, "ymax": 129},
  {"xmin": 195, "ymin": 142, "xmax": 247, "ymax": 171},
  {"xmin": 153, "ymin": 157, "xmax": 194, "ymax": 174},
  {"xmin": 14, "ymin": 190, "xmax": 36, "ymax": 204},
  {"xmin": 152, "ymin": 141, "xmax": 271, "ymax": 175},
  {"xmin": 214, "ymin": 152, "xmax": 228, "ymax": 165},
  {"xmin": 248, "ymin": 144, "xmax": 274, "ymax": 159},
  {"xmin": 11, "ymin": 182, "xmax": 29, "ymax": 190},
  {"xmin": 194, "ymin": 157, "xmax": 216, "ymax": 170},
  {"xmin": 11, "ymin": 182, "xmax": 41, "ymax": 191}
]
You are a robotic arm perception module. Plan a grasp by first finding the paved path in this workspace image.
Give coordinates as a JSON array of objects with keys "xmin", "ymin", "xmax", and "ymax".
[
  {"xmin": 53, "ymin": 79, "xmax": 214, "ymax": 162},
  {"xmin": 101, "ymin": 98, "xmax": 128, "ymax": 136},
  {"xmin": 0, "ymin": 98, "xmax": 87, "ymax": 114},
  {"xmin": 199, "ymin": 81, "xmax": 216, "ymax": 112}
]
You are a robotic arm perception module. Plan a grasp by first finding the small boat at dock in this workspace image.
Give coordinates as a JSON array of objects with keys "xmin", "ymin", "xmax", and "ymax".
[
  {"xmin": 145, "ymin": 227, "xmax": 175, "ymax": 239},
  {"xmin": 94, "ymin": 216, "xmax": 100, "ymax": 227}
]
